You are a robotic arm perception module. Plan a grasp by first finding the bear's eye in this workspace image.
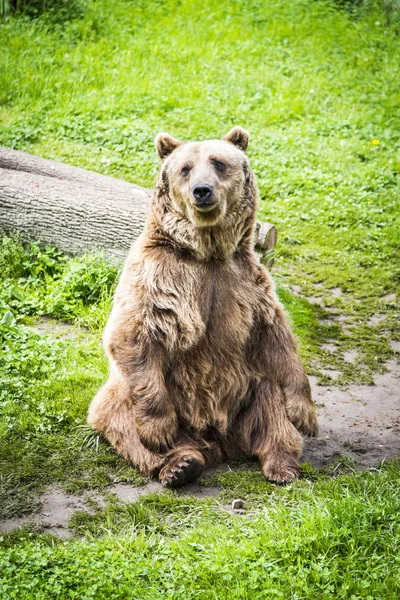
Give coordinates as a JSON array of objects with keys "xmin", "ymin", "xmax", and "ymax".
[
  {"xmin": 181, "ymin": 164, "xmax": 192, "ymax": 177},
  {"xmin": 211, "ymin": 158, "xmax": 226, "ymax": 172}
]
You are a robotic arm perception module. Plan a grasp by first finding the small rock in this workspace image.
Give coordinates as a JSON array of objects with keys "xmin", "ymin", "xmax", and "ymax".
[{"xmin": 232, "ymin": 498, "xmax": 245, "ymax": 512}]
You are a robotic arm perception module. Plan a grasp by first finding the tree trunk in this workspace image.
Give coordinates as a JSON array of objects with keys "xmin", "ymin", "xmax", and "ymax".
[{"xmin": 0, "ymin": 147, "xmax": 276, "ymax": 265}]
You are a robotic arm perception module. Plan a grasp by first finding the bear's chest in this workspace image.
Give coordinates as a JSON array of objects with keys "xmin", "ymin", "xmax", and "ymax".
[
  {"xmin": 166, "ymin": 258, "xmax": 256, "ymax": 431},
  {"xmin": 193, "ymin": 260, "xmax": 255, "ymax": 349}
]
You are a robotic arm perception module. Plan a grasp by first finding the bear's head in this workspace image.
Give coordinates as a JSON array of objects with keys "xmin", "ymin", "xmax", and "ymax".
[{"xmin": 154, "ymin": 127, "xmax": 256, "ymax": 230}]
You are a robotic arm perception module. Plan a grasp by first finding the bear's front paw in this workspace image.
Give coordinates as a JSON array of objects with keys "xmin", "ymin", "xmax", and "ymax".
[
  {"xmin": 286, "ymin": 400, "xmax": 318, "ymax": 438},
  {"xmin": 136, "ymin": 413, "xmax": 178, "ymax": 454}
]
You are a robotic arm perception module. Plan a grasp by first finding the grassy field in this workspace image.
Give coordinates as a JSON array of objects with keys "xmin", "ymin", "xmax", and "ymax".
[{"xmin": 0, "ymin": 0, "xmax": 399, "ymax": 597}]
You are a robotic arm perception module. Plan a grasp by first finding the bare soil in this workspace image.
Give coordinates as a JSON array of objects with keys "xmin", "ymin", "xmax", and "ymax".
[
  {"xmin": 0, "ymin": 488, "xmax": 105, "ymax": 539},
  {"xmin": 35, "ymin": 317, "xmax": 96, "ymax": 342},
  {"xmin": 304, "ymin": 359, "xmax": 400, "ymax": 469}
]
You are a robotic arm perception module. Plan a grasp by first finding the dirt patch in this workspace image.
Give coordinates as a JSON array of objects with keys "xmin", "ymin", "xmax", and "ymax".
[
  {"xmin": 343, "ymin": 349, "xmax": 358, "ymax": 364},
  {"xmin": 381, "ymin": 293, "xmax": 396, "ymax": 302},
  {"xmin": 330, "ymin": 287, "xmax": 342, "ymax": 298},
  {"xmin": 304, "ymin": 359, "xmax": 400, "ymax": 468},
  {"xmin": 0, "ymin": 488, "xmax": 104, "ymax": 539},
  {"xmin": 319, "ymin": 368, "xmax": 341, "ymax": 380},
  {"xmin": 367, "ymin": 314, "xmax": 387, "ymax": 326},
  {"xmin": 321, "ymin": 342, "xmax": 339, "ymax": 352},
  {"xmin": 35, "ymin": 317, "xmax": 79, "ymax": 338},
  {"xmin": 319, "ymin": 312, "xmax": 352, "ymax": 334},
  {"xmin": 109, "ymin": 480, "xmax": 161, "ymax": 502},
  {"xmin": 34, "ymin": 317, "xmax": 95, "ymax": 342},
  {"xmin": 109, "ymin": 480, "xmax": 221, "ymax": 502},
  {"xmin": 291, "ymin": 284, "xmax": 302, "ymax": 296},
  {"xmin": 306, "ymin": 296, "xmax": 324, "ymax": 306},
  {"xmin": 389, "ymin": 340, "xmax": 400, "ymax": 353},
  {"xmin": 0, "ymin": 481, "xmax": 222, "ymax": 539}
]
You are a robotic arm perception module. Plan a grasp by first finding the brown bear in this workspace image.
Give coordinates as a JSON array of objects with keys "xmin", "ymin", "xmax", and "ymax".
[{"xmin": 88, "ymin": 127, "xmax": 318, "ymax": 488}]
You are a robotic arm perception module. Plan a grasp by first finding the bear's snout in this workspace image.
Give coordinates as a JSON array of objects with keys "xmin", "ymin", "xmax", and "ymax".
[{"xmin": 191, "ymin": 184, "xmax": 215, "ymax": 209}]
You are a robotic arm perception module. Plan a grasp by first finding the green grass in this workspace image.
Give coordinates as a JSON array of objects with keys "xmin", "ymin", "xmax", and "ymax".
[
  {"xmin": 0, "ymin": 237, "xmax": 146, "ymax": 520},
  {"xmin": 1, "ymin": 463, "xmax": 400, "ymax": 598},
  {"xmin": 0, "ymin": 0, "xmax": 400, "ymax": 597}
]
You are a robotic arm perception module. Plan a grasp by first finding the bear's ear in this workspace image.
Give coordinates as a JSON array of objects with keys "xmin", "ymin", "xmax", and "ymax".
[
  {"xmin": 155, "ymin": 132, "xmax": 182, "ymax": 160},
  {"xmin": 223, "ymin": 126, "xmax": 249, "ymax": 152}
]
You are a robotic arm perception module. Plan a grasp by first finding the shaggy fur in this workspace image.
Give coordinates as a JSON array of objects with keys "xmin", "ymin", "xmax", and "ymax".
[{"xmin": 88, "ymin": 127, "xmax": 318, "ymax": 487}]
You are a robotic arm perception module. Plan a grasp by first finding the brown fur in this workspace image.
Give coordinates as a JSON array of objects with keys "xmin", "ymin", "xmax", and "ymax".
[{"xmin": 88, "ymin": 127, "xmax": 318, "ymax": 486}]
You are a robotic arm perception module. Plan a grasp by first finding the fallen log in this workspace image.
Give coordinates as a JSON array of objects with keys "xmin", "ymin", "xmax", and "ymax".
[{"xmin": 0, "ymin": 147, "xmax": 277, "ymax": 265}]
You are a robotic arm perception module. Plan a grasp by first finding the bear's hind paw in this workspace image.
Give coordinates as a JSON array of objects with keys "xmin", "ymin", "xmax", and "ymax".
[
  {"xmin": 261, "ymin": 454, "xmax": 300, "ymax": 484},
  {"xmin": 159, "ymin": 453, "xmax": 204, "ymax": 489}
]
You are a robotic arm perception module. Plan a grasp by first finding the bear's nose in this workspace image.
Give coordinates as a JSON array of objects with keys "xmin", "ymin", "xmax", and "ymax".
[{"xmin": 192, "ymin": 184, "xmax": 214, "ymax": 206}]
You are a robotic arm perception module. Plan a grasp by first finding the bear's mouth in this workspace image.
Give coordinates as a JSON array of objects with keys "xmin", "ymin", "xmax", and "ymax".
[
  {"xmin": 194, "ymin": 202, "xmax": 218, "ymax": 213},
  {"xmin": 191, "ymin": 203, "xmax": 222, "ymax": 227}
]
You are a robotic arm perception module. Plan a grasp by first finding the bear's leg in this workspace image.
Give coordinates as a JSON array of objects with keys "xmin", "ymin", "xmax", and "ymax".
[
  {"xmin": 88, "ymin": 377, "xmax": 164, "ymax": 477},
  {"xmin": 89, "ymin": 379, "xmax": 225, "ymax": 487},
  {"xmin": 255, "ymin": 307, "xmax": 318, "ymax": 438},
  {"xmin": 239, "ymin": 380, "xmax": 303, "ymax": 483}
]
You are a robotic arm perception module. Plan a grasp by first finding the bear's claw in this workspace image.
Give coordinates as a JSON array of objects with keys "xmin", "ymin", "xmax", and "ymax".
[{"xmin": 159, "ymin": 455, "xmax": 204, "ymax": 488}]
